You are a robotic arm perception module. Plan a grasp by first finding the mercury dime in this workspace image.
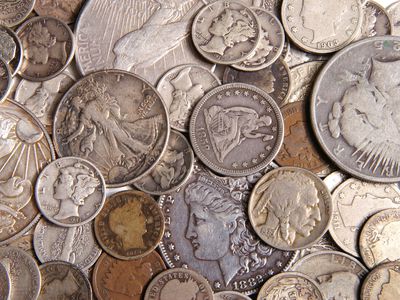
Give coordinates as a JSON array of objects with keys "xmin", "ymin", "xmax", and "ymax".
[
  {"xmin": 214, "ymin": 291, "xmax": 252, "ymax": 300},
  {"xmin": 157, "ymin": 64, "xmax": 221, "ymax": 132},
  {"xmin": 0, "ymin": 26, "xmax": 23, "ymax": 76},
  {"xmin": 0, "ymin": 57, "xmax": 12, "ymax": 104},
  {"xmin": 0, "ymin": 0, "xmax": 35, "ymax": 28},
  {"xmin": 0, "ymin": 262, "xmax": 11, "ymax": 300},
  {"xmin": 95, "ymin": 190, "xmax": 164, "ymax": 260},
  {"xmin": 192, "ymin": 0, "xmax": 262, "ymax": 65},
  {"xmin": 34, "ymin": 0, "xmax": 85, "ymax": 24},
  {"xmin": 39, "ymin": 261, "xmax": 92, "ymax": 300},
  {"xmin": 53, "ymin": 70, "xmax": 169, "ymax": 187},
  {"xmin": 387, "ymin": 0, "xmax": 400, "ymax": 35},
  {"xmin": 190, "ymin": 83, "xmax": 283, "ymax": 176},
  {"xmin": 356, "ymin": 1, "xmax": 393, "ymax": 40},
  {"xmin": 134, "ymin": 130, "xmax": 194, "ymax": 195},
  {"xmin": 329, "ymin": 178, "xmax": 400, "ymax": 257}
]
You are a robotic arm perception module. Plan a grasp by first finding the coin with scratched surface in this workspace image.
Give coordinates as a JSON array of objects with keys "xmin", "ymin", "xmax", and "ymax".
[
  {"xmin": 95, "ymin": 190, "xmax": 164, "ymax": 260},
  {"xmin": 53, "ymin": 70, "xmax": 169, "ymax": 187},
  {"xmin": 34, "ymin": 0, "xmax": 85, "ymax": 24},
  {"xmin": 0, "ymin": 57, "xmax": 11, "ymax": 104},
  {"xmin": 0, "ymin": 26, "xmax": 23, "ymax": 76},
  {"xmin": 0, "ymin": 262, "xmax": 11, "ymax": 300},
  {"xmin": 93, "ymin": 251, "xmax": 166, "ymax": 300},
  {"xmin": 0, "ymin": 0, "xmax": 35, "ymax": 27}
]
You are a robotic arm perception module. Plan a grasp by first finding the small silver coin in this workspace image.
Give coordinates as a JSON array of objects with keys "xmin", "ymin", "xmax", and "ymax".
[
  {"xmin": 0, "ymin": 26, "xmax": 23, "ymax": 76},
  {"xmin": 0, "ymin": 0, "xmax": 35, "ymax": 28}
]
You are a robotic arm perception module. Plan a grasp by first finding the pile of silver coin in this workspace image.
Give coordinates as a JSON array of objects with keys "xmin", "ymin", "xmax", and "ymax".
[{"xmin": 1, "ymin": 0, "xmax": 400, "ymax": 299}]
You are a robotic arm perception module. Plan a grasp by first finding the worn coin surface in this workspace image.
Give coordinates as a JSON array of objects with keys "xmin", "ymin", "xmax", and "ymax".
[
  {"xmin": 0, "ymin": 246, "xmax": 41, "ymax": 300},
  {"xmin": 284, "ymin": 43, "xmax": 329, "ymax": 68},
  {"xmin": 93, "ymin": 251, "xmax": 166, "ymax": 300},
  {"xmin": 0, "ymin": 0, "xmax": 35, "ymax": 27},
  {"xmin": 33, "ymin": 218, "xmax": 102, "ymax": 270},
  {"xmin": 291, "ymin": 251, "xmax": 368, "ymax": 300},
  {"xmin": 157, "ymin": 64, "xmax": 220, "ymax": 132},
  {"xmin": 95, "ymin": 190, "xmax": 164, "ymax": 260},
  {"xmin": 293, "ymin": 233, "xmax": 340, "ymax": 264},
  {"xmin": 281, "ymin": 0, "xmax": 363, "ymax": 54},
  {"xmin": 311, "ymin": 36, "xmax": 400, "ymax": 182},
  {"xmin": 323, "ymin": 171, "xmax": 349, "ymax": 192},
  {"xmin": 144, "ymin": 268, "xmax": 214, "ymax": 300},
  {"xmin": 387, "ymin": 0, "xmax": 400, "ymax": 35},
  {"xmin": 329, "ymin": 178, "xmax": 400, "ymax": 257},
  {"xmin": 134, "ymin": 130, "xmax": 194, "ymax": 195},
  {"xmin": 214, "ymin": 291, "xmax": 252, "ymax": 300},
  {"xmin": 0, "ymin": 262, "xmax": 11, "ymax": 300},
  {"xmin": 190, "ymin": 83, "xmax": 284, "ymax": 176},
  {"xmin": 0, "ymin": 26, "xmax": 23, "ymax": 76},
  {"xmin": 39, "ymin": 261, "xmax": 92, "ymax": 300},
  {"xmin": 17, "ymin": 16, "xmax": 76, "ymax": 81},
  {"xmin": 356, "ymin": 1, "xmax": 393, "ymax": 40},
  {"xmin": 35, "ymin": 157, "xmax": 106, "ymax": 227},
  {"xmin": 34, "ymin": 0, "xmax": 85, "ymax": 24},
  {"xmin": 53, "ymin": 70, "xmax": 169, "ymax": 187},
  {"xmin": 192, "ymin": 0, "xmax": 261, "ymax": 65},
  {"xmin": 223, "ymin": 58, "xmax": 291, "ymax": 107},
  {"xmin": 0, "ymin": 57, "xmax": 12, "ymax": 104}
]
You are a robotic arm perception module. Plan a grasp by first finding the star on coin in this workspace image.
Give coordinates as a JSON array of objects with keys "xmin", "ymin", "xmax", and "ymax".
[
  {"xmin": 232, "ymin": 162, "xmax": 238, "ymax": 168},
  {"xmin": 234, "ymin": 90, "xmax": 240, "ymax": 96},
  {"xmin": 214, "ymin": 282, "xmax": 221, "ymax": 289},
  {"xmin": 268, "ymin": 269, "xmax": 274, "ymax": 275},
  {"xmin": 225, "ymin": 91, "xmax": 231, "ymax": 96},
  {"xmin": 272, "ymin": 126, "xmax": 277, "ymax": 132},
  {"xmin": 260, "ymin": 153, "xmax": 266, "ymax": 158},
  {"xmin": 168, "ymin": 243, "xmax": 175, "ymax": 251},
  {"xmin": 165, "ymin": 231, "xmax": 171, "ymax": 238},
  {"xmin": 252, "ymin": 158, "xmax": 258, "ymax": 164},
  {"xmin": 243, "ymin": 91, "xmax": 249, "ymax": 97},
  {"xmin": 265, "ymin": 146, "xmax": 272, "ymax": 151},
  {"xmin": 217, "ymin": 94, "xmax": 223, "ymax": 100},
  {"xmin": 253, "ymin": 94, "xmax": 259, "ymax": 100},
  {"xmin": 267, "ymin": 107, "xmax": 272, "ymax": 113},
  {"xmin": 174, "ymin": 254, "xmax": 180, "ymax": 261}
]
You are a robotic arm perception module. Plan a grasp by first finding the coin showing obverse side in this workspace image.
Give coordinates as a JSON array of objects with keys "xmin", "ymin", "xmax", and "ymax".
[
  {"xmin": 53, "ymin": 70, "xmax": 170, "ymax": 188},
  {"xmin": 311, "ymin": 36, "xmax": 400, "ymax": 183},
  {"xmin": 360, "ymin": 208, "xmax": 400, "ymax": 269},
  {"xmin": 34, "ymin": 0, "xmax": 85, "ymax": 24},
  {"xmin": 190, "ymin": 83, "xmax": 284, "ymax": 176},
  {"xmin": 0, "ymin": 57, "xmax": 11, "ymax": 104},
  {"xmin": 134, "ymin": 131, "xmax": 194, "ymax": 195},
  {"xmin": 144, "ymin": 268, "xmax": 214, "ymax": 300},
  {"xmin": 356, "ymin": 1, "xmax": 393, "ymax": 40},
  {"xmin": 157, "ymin": 64, "xmax": 221, "ymax": 132},
  {"xmin": 0, "ymin": 246, "xmax": 41, "ymax": 300},
  {"xmin": 291, "ymin": 250, "xmax": 368, "ymax": 300},
  {"xmin": 35, "ymin": 157, "xmax": 106, "ymax": 227},
  {"xmin": 329, "ymin": 178, "xmax": 400, "ymax": 257},
  {"xmin": 257, "ymin": 272, "xmax": 324, "ymax": 300},
  {"xmin": 0, "ymin": 0, "xmax": 35, "ymax": 28},
  {"xmin": 17, "ymin": 16, "xmax": 75, "ymax": 81},
  {"xmin": 95, "ymin": 190, "xmax": 164, "ymax": 260},
  {"xmin": 0, "ymin": 262, "xmax": 11, "ymax": 300},
  {"xmin": 33, "ymin": 218, "xmax": 102, "ymax": 270},
  {"xmin": 0, "ymin": 26, "xmax": 23, "ymax": 76},
  {"xmin": 93, "ymin": 251, "xmax": 166, "ymax": 300},
  {"xmin": 387, "ymin": 1, "xmax": 400, "ymax": 36},
  {"xmin": 192, "ymin": 0, "xmax": 261, "ymax": 65},
  {"xmin": 214, "ymin": 291, "xmax": 252, "ymax": 300},
  {"xmin": 39, "ymin": 261, "xmax": 92, "ymax": 300},
  {"xmin": 249, "ymin": 167, "xmax": 333, "ymax": 251},
  {"xmin": 281, "ymin": 0, "xmax": 363, "ymax": 54}
]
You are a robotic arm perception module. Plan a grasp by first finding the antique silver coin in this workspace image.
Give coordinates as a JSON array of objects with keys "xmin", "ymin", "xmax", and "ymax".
[
  {"xmin": 33, "ymin": 218, "xmax": 102, "ymax": 270},
  {"xmin": 284, "ymin": 43, "xmax": 328, "ymax": 68},
  {"xmin": 53, "ymin": 70, "xmax": 170, "ymax": 187},
  {"xmin": 214, "ymin": 291, "xmax": 252, "ymax": 300},
  {"xmin": 134, "ymin": 130, "xmax": 194, "ymax": 195},
  {"xmin": 0, "ymin": 262, "xmax": 11, "ymax": 300},
  {"xmin": 0, "ymin": 57, "xmax": 12, "ymax": 104},
  {"xmin": 35, "ymin": 157, "xmax": 106, "ymax": 227},
  {"xmin": 190, "ymin": 83, "xmax": 284, "ymax": 177},
  {"xmin": 356, "ymin": 1, "xmax": 393, "ymax": 40},
  {"xmin": 311, "ymin": 36, "xmax": 400, "ymax": 182},
  {"xmin": 387, "ymin": 0, "xmax": 400, "ymax": 36},
  {"xmin": 0, "ymin": 0, "xmax": 35, "ymax": 28},
  {"xmin": 0, "ymin": 26, "xmax": 23, "ymax": 76}
]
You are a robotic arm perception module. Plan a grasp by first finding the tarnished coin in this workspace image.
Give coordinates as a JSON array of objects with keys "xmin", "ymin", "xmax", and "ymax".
[
  {"xmin": 35, "ymin": 157, "xmax": 106, "ymax": 227},
  {"xmin": 157, "ymin": 64, "xmax": 221, "ymax": 132},
  {"xmin": 361, "ymin": 261, "xmax": 400, "ymax": 300},
  {"xmin": 144, "ymin": 268, "xmax": 214, "ymax": 300},
  {"xmin": 0, "ymin": 262, "xmax": 11, "ymax": 300},
  {"xmin": 356, "ymin": 1, "xmax": 393, "ymax": 40},
  {"xmin": 16, "ymin": 16, "xmax": 75, "ymax": 81},
  {"xmin": 192, "ymin": 0, "xmax": 262, "ymax": 65},
  {"xmin": 281, "ymin": 0, "xmax": 363, "ymax": 54},
  {"xmin": 311, "ymin": 36, "xmax": 400, "ymax": 182},
  {"xmin": 190, "ymin": 83, "xmax": 284, "ymax": 177},
  {"xmin": 293, "ymin": 233, "xmax": 340, "ymax": 264},
  {"xmin": 329, "ymin": 178, "xmax": 400, "ymax": 257},
  {"xmin": 0, "ymin": 26, "xmax": 23, "ymax": 76},
  {"xmin": 257, "ymin": 272, "xmax": 324, "ymax": 300},
  {"xmin": 360, "ymin": 208, "xmax": 400, "ymax": 269},
  {"xmin": 94, "ymin": 190, "xmax": 164, "ymax": 260},
  {"xmin": 0, "ymin": 100, "xmax": 55, "ymax": 245},
  {"xmin": 93, "ymin": 251, "xmax": 166, "ymax": 300},
  {"xmin": 291, "ymin": 251, "xmax": 368, "ymax": 300},
  {"xmin": 284, "ymin": 43, "xmax": 329, "ymax": 68},
  {"xmin": 0, "ymin": 0, "xmax": 35, "ymax": 28},
  {"xmin": 34, "ymin": 0, "xmax": 85, "ymax": 24},
  {"xmin": 7, "ymin": 228, "xmax": 35, "ymax": 258},
  {"xmin": 223, "ymin": 58, "xmax": 291, "ymax": 107},
  {"xmin": 387, "ymin": 0, "xmax": 400, "ymax": 35},
  {"xmin": 134, "ymin": 130, "xmax": 194, "ymax": 195},
  {"xmin": 39, "ymin": 261, "xmax": 92, "ymax": 300},
  {"xmin": 214, "ymin": 291, "xmax": 252, "ymax": 300},
  {"xmin": 33, "ymin": 218, "xmax": 102, "ymax": 270},
  {"xmin": 0, "ymin": 246, "xmax": 41, "ymax": 300},
  {"xmin": 323, "ymin": 171, "xmax": 348, "ymax": 192},
  {"xmin": 206, "ymin": 0, "xmax": 283, "ymax": 18},
  {"xmin": 53, "ymin": 70, "xmax": 169, "ymax": 187},
  {"xmin": 249, "ymin": 167, "xmax": 333, "ymax": 251},
  {"xmin": 159, "ymin": 163, "xmax": 295, "ymax": 294},
  {"xmin": 232, "ymin": 8, "xmax": 285, "ymax": 71},
  {"xmin": 0, "ymin": 57, "xmax": 12, "ymax": 104}
]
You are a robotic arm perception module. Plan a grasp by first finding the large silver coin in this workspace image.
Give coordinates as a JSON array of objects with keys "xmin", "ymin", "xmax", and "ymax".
[{"xmin": 311, "ymin": 36, "xmax": 400, "ymax": 182}]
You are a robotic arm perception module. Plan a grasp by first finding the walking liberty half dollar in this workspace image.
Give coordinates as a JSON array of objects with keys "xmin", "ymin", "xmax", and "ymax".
[{"xmin": 311, "ymin": 36, "xmax": 400, "ymax": 183}]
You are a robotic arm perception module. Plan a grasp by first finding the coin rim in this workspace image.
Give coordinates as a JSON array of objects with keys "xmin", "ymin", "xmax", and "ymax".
[{"xmin": 0, "ymin": 57, "xmax": 12, "ymax": 104}]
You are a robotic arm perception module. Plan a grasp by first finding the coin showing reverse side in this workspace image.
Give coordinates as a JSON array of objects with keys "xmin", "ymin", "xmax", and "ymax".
[
  {"xmin": 34, "ymin": 0, "xmax": 86, "ymax": 24},
  {"xmin": 190, "ymin": 83, "xmax": 284, "ymax": 177},
  {"xmin": 0, "ymin": 0, "xmax": 35, "ymax": 27},
  {"xmin": 0, "ymin": 57, "xmax": 11, "ymax": 104},
  {"xmin": 35, "ymin": 157, "xmax": 106, "ymax": 227},
  {"xmin": 0, "ymin": 262, "xmax": 11, "ymax": 300},
  {"xmin": 249, "ymin": 167, "xmax": 333, "ymax": 251},
  {"xmin": 214, "ymin": 291, "xmax": 252, "ymax": 300},
  {"xmin": 0, "ymin": 26, "xmax": 23, "ymax": 76}
]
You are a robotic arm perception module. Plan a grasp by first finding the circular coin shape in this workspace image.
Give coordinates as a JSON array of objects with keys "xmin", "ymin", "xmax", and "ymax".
[
  {"xmin": 356, "ymin": 1, "xmax": 393, "ymax": 40},
  {"xmin": 34, "ymin": 0, "xmax": 85, "ymax": 24},
  {"xmin": 0, "ymin": 57, "xmax": 11, "ymax": 104},
  {"xmin": 192, "ymin": 0, "xmax": 262, "ymax": 65},
  {"xmin": 16, "ymin": 16, "xmax": 76, "ymax": 81},
  {"xmin": 214, "ymin": 291, "xmax": 252, "ymax": 300},
  {"xmin": 0, "ymin": 262, "xmax": 11, "ymax": 300},
  {"xmin": 53, "ymin": 70, "xmax": 170, "ymax": 187},
  {"xmin": 388, "ymin": 1, "xmax": 400, "ymax": 36},
  {"xmin": 144, "ymin": 268, "xmax": 214, "ymax": 300},
  {"xmin": 249, "ymin": 167, "xmax": 333, "ymax": 251},
  {"xmin": 311, "ymin": 36, "xmax": 400, "ymax": 183},
  {"xmin": 39, "ymin": 261, "xmax": 92, "ymax": 300},
  {"xmin": 94, "ymin": 190, "xmax": 165, "ymax": 260},
  {"xmin": 93, "ymin": 251, "xmax": 166, "ymax": 300},
  {"xmin": 0, "ymin": 26, "xmax": 23, "ymax": 76},
  {"xmin": 257, "ymin": 272, "xmax": 324, "ymax": 300},
  {"xmin": 360, "ymin": 208, "xmax": 400, "ymax": 269},
  {"xmin": 35, "ymin": 157, "xmax": 106, "ymax": 227},
  {"xmin": 0, "ymin": 0, "xmax": 35, "ymax": 27},
  {"xmin": 190, "ymin": 83, "xmax": 284, "ymax": 176}
]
